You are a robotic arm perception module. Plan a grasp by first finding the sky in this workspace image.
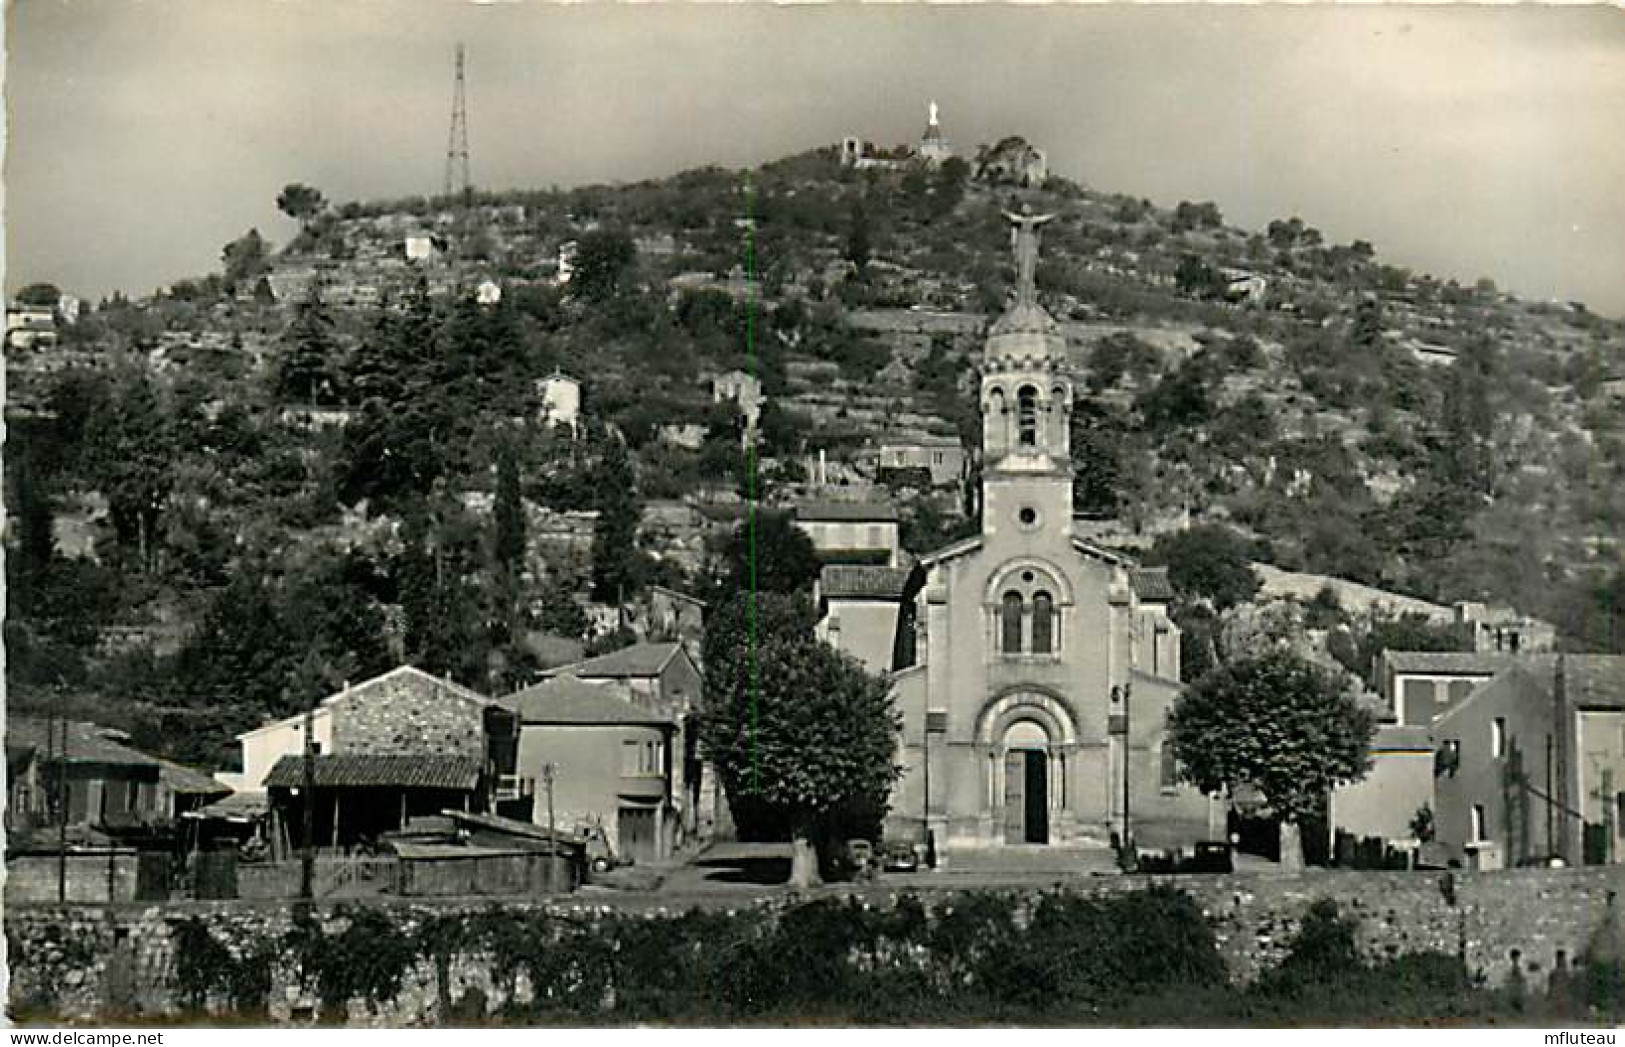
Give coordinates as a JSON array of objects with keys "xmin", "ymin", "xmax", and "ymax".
[{"xmin": 6, "ymin": 2, "xmax": 1625, "ymax": 315}]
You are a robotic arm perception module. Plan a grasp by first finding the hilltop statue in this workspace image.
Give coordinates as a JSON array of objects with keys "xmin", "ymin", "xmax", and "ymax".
[
  {"xmin": 929, "ymin": 100, "xmax": 939, "ymax": 127},
  {"xmin": 1002, "ymin": 204, "xmax": 1055, "ymax": 306}
]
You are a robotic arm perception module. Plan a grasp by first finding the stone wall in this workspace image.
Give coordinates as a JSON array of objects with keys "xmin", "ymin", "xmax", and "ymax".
[
  {"xmin": 6, "ymin": 867, "xmax": 1620, "ymax": 1025},
  {"xmin": 329, "ymin": 671, "xmax": 486, "ymax": 758},
  {"xmin": 4, "ymin": 854, "xmax": 141, "ymax": 906}
]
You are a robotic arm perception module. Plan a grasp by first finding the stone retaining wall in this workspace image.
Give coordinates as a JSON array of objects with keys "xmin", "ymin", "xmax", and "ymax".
[{"xmin": 6, "ymin": 866, "xmax": 1619, "ymax": 1025}]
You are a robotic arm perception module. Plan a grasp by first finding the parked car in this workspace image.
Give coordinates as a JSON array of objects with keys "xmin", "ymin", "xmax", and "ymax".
[{"xmin": 880, "ymin": 841, "xmax": 920, "ymax": 873}]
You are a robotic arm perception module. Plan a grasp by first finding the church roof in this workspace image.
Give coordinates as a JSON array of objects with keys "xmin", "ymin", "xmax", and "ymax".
[{"xmin": 987, "ymin": 300, "xmax": 1060, "ymax": 337}]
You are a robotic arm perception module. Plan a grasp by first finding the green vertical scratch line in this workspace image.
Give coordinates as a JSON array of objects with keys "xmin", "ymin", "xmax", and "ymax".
[{"xmin": 745, "ymin": 176, "xmax": 761, "ymax": 796}]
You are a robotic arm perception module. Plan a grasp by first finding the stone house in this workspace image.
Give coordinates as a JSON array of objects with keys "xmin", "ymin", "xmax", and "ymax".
[
  {"xmin": 238, "ymin": 666, "xmax": 503, "ymax": 850},
  {"xmin": 498, "ymin": 675, "xmax": 679, "ymax": 865}
]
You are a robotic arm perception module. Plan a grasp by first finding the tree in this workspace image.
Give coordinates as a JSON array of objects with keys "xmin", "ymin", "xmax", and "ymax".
[
  {"xmin": 844, "ymin": 201, "xmax": 871, "ymax": 278},
  {"xmin": 221, "ymin": 229, "xmax": 269, "ymax": 290},
  {"xmin": 537, "ymin": 582, "xmax": 588, "ymax": 639},
  {"xmin": 589, "ymin": 438, "xmax": 643, "ymax": 602},
  {"xmin": 14, "ymin": 282, "xmax": 62, "ymax": 307},
  {"xmin": 571, "ymin": 229, "xmax": 637, "ymax": 304},
  {"xmin": 1169, "ymin": 650, "xmax": 1375, "ymax": 870},
  {"xmin": 698, "ymin": 591, "xmax": 901, "ymax": 886},
  {"xmin": 276, "ymin": 284, "xmax": 338, "ymax": 404},
  {"xmin": 1146, "ymin": 524, "xmax": 1260, "ymax": 611},
  {"xmin": 1348, "ymin": 297, "xmax": 1385, "ymax": 353},
  {"xmin": 716, "ymin": 509, "xmax": 823, "ymax": 599},
  {"xmin": 929, "ymin": 157, "xmax": 970, "ymax": 219},
  {"xmin": 492, "ymin": 434, "xmax": 528, "ymax": 641},
  {"xmin": 276, "ymin": 183, "xmax": 327, "ymax": 225},
  {"xmin": 83, "ymin": 368, "xmax": 178, "ymax": 571}
]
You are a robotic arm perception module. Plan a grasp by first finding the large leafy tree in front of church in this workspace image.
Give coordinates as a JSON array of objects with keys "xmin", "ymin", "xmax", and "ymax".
[
  {"xmin": 1168, "ymin": 650, "xmax": 1374, "ymax": 871},
  {"xmin": 698, "ymin": 592, "xmax": 901, "ymax": 887}
]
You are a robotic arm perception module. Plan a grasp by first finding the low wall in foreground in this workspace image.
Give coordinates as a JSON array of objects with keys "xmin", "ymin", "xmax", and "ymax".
[{"xmin": 5, "ymin": 866, "xmax": 1620, "ymax": 1024}]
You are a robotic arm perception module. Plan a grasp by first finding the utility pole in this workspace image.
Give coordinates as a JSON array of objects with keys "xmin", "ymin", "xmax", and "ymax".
[
  {"xmin": 542, "ymin": 762, "xmax": 557, "ymax": 893},
  {"xmin": 1121, "ymin": 682, "xmax": 1133, "ymax": 859},
  {"xmin": 53, "ymin": 713, "xmax": 67, "ymax": 904},
  {"xmin": 1554, "ymin": 654, "xmax": 1571, "ymax": 862},
  {"xmin": 300, "ymin": 706, "xmax": 315, "ymax": 901}
]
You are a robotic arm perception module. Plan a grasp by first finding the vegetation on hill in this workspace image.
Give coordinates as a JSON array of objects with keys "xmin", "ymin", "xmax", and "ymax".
[{"xmin": 7, "ymin": 136, "xmax": 1625, "ymax": 769}]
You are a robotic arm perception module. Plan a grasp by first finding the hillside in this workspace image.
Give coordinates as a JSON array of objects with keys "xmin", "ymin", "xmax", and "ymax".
[{"xmin": 8, "ymin": 136, "xmax": 1625, "ymax": 767}]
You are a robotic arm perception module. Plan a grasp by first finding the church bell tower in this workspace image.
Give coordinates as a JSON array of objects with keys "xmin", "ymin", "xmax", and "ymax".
[{"xmin": 980, "ymin": 207, "xmax": 1074, "ymax": 538}]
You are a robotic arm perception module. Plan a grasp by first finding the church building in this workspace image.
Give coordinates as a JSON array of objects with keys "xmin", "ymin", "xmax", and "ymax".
[{"xmin": 820, "ymin": 210, "xmax": 1213, "ymax": 856}]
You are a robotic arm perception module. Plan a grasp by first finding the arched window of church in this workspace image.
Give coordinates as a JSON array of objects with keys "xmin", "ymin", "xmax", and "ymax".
[
  {"xmin": 1017, "ymin": 385, "xmax": 1038, "ymax": 446},
  {"xmin": 1001, "ymin": 591, "xmax": 1024, "ymax": 653},
  {"xmin": 1032, "ymin": 591, "xmax": 1054, "ymax": 654}
]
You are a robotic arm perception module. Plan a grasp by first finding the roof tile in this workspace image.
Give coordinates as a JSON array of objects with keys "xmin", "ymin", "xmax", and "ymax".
[{"xmin": 264, "ymin": 754, "xmax": 483, "ymax": 790}]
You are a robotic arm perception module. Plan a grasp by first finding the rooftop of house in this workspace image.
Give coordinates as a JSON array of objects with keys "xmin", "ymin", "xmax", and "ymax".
[
  {"xmin": 881, "ymin": 434, "xmax": 964, "ymax": 449},
  {"xmin": 156, "ymin": 758, "xmax": 232, "ymax": 797},
  {"xmin": 499, "ymin": 675, "xmax": 675, "ymax": 726},
  {"xmin": 1555, "ymin": 654, "xmax": 1625, "ymax": 708},
  {"xmin": 1437, "ymin": 655, "xmax": 1625, "ymax": 731},
  {"xmin": 263, "ymin": 753, "xmax": 484, "ymax": 791},
  {"xmin": 1129, "ymin": 566, "xmax": 1176, "ymax": 603},
  {"xmin": 821, "ymin": 565, "xmax": 916, "ymax": 601},
  {"xmin": 1381, "ymin": 650, "xmax": 1521, "ymax": 677},
  {"xmin": 647, "ymin": 584, "xmax": 707, "ymax": 608},
  {"xmin": 540, "ymin": 641, "xmax": 686, "ymax": 680},
  {"xmin": 794, "ymin": 501, "xmax": 901, "ymax": 523},
  {"xmin": 6, "ymin": 718, "xmax": 164, "ymax": 770}
]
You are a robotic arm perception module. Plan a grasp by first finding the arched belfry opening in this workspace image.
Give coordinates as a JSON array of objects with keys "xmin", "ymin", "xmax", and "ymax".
[{"xmin": 1017, "ymin": 385, "xmax": 1039, "ymax": 447}]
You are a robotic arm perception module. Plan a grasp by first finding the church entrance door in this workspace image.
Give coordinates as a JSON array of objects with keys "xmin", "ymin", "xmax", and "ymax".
[{"xmin": 1002, "ymin": 747, "xmax": 1050, "ymax": 845}]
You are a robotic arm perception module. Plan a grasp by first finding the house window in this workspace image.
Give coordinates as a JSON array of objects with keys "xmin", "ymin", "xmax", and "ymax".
[
  {"xmin": 1471, "ymin": 804, "xmax": 1488, "ymax": 843},
  {"xmin": 1001, "ymin": 592, "xmax": 1024, "ymax": 653},
  {"xmin": 1017, "ymin": 386, "xmax": 1038, "ymax": 446},
  {"xmin": 1491, "ymin": 717, "xmax": 1507, "ymax": 759},
  {"xmin": 621, "ymin": 740, "xmax": 641, "ymax": 776},
  {"xmin": 1032, "ymin": 592, "xmax": 1055, "ymax": 654}
]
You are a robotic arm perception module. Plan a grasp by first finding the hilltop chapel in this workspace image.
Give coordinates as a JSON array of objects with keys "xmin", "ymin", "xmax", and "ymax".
[{"xmin": 816, "ymin": 209, "xmax": 1214, "ymax": 858}]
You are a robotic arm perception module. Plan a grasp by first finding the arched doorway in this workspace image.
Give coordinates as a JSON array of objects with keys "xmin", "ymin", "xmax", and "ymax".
[{"xmin": 1003, "ymin": 719, "xmax": 1050, "ymax": 844}]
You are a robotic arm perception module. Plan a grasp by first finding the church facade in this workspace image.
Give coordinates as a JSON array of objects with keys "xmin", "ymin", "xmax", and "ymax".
[{"xmin": 818, "ymin": 213, "xmax": 1213, "ymax": 853}]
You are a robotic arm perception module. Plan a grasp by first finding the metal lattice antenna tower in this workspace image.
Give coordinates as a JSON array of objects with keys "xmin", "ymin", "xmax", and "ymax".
[{"xmin": 444, "ymin": 43, "xmax": 472, "ymax": 201}]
